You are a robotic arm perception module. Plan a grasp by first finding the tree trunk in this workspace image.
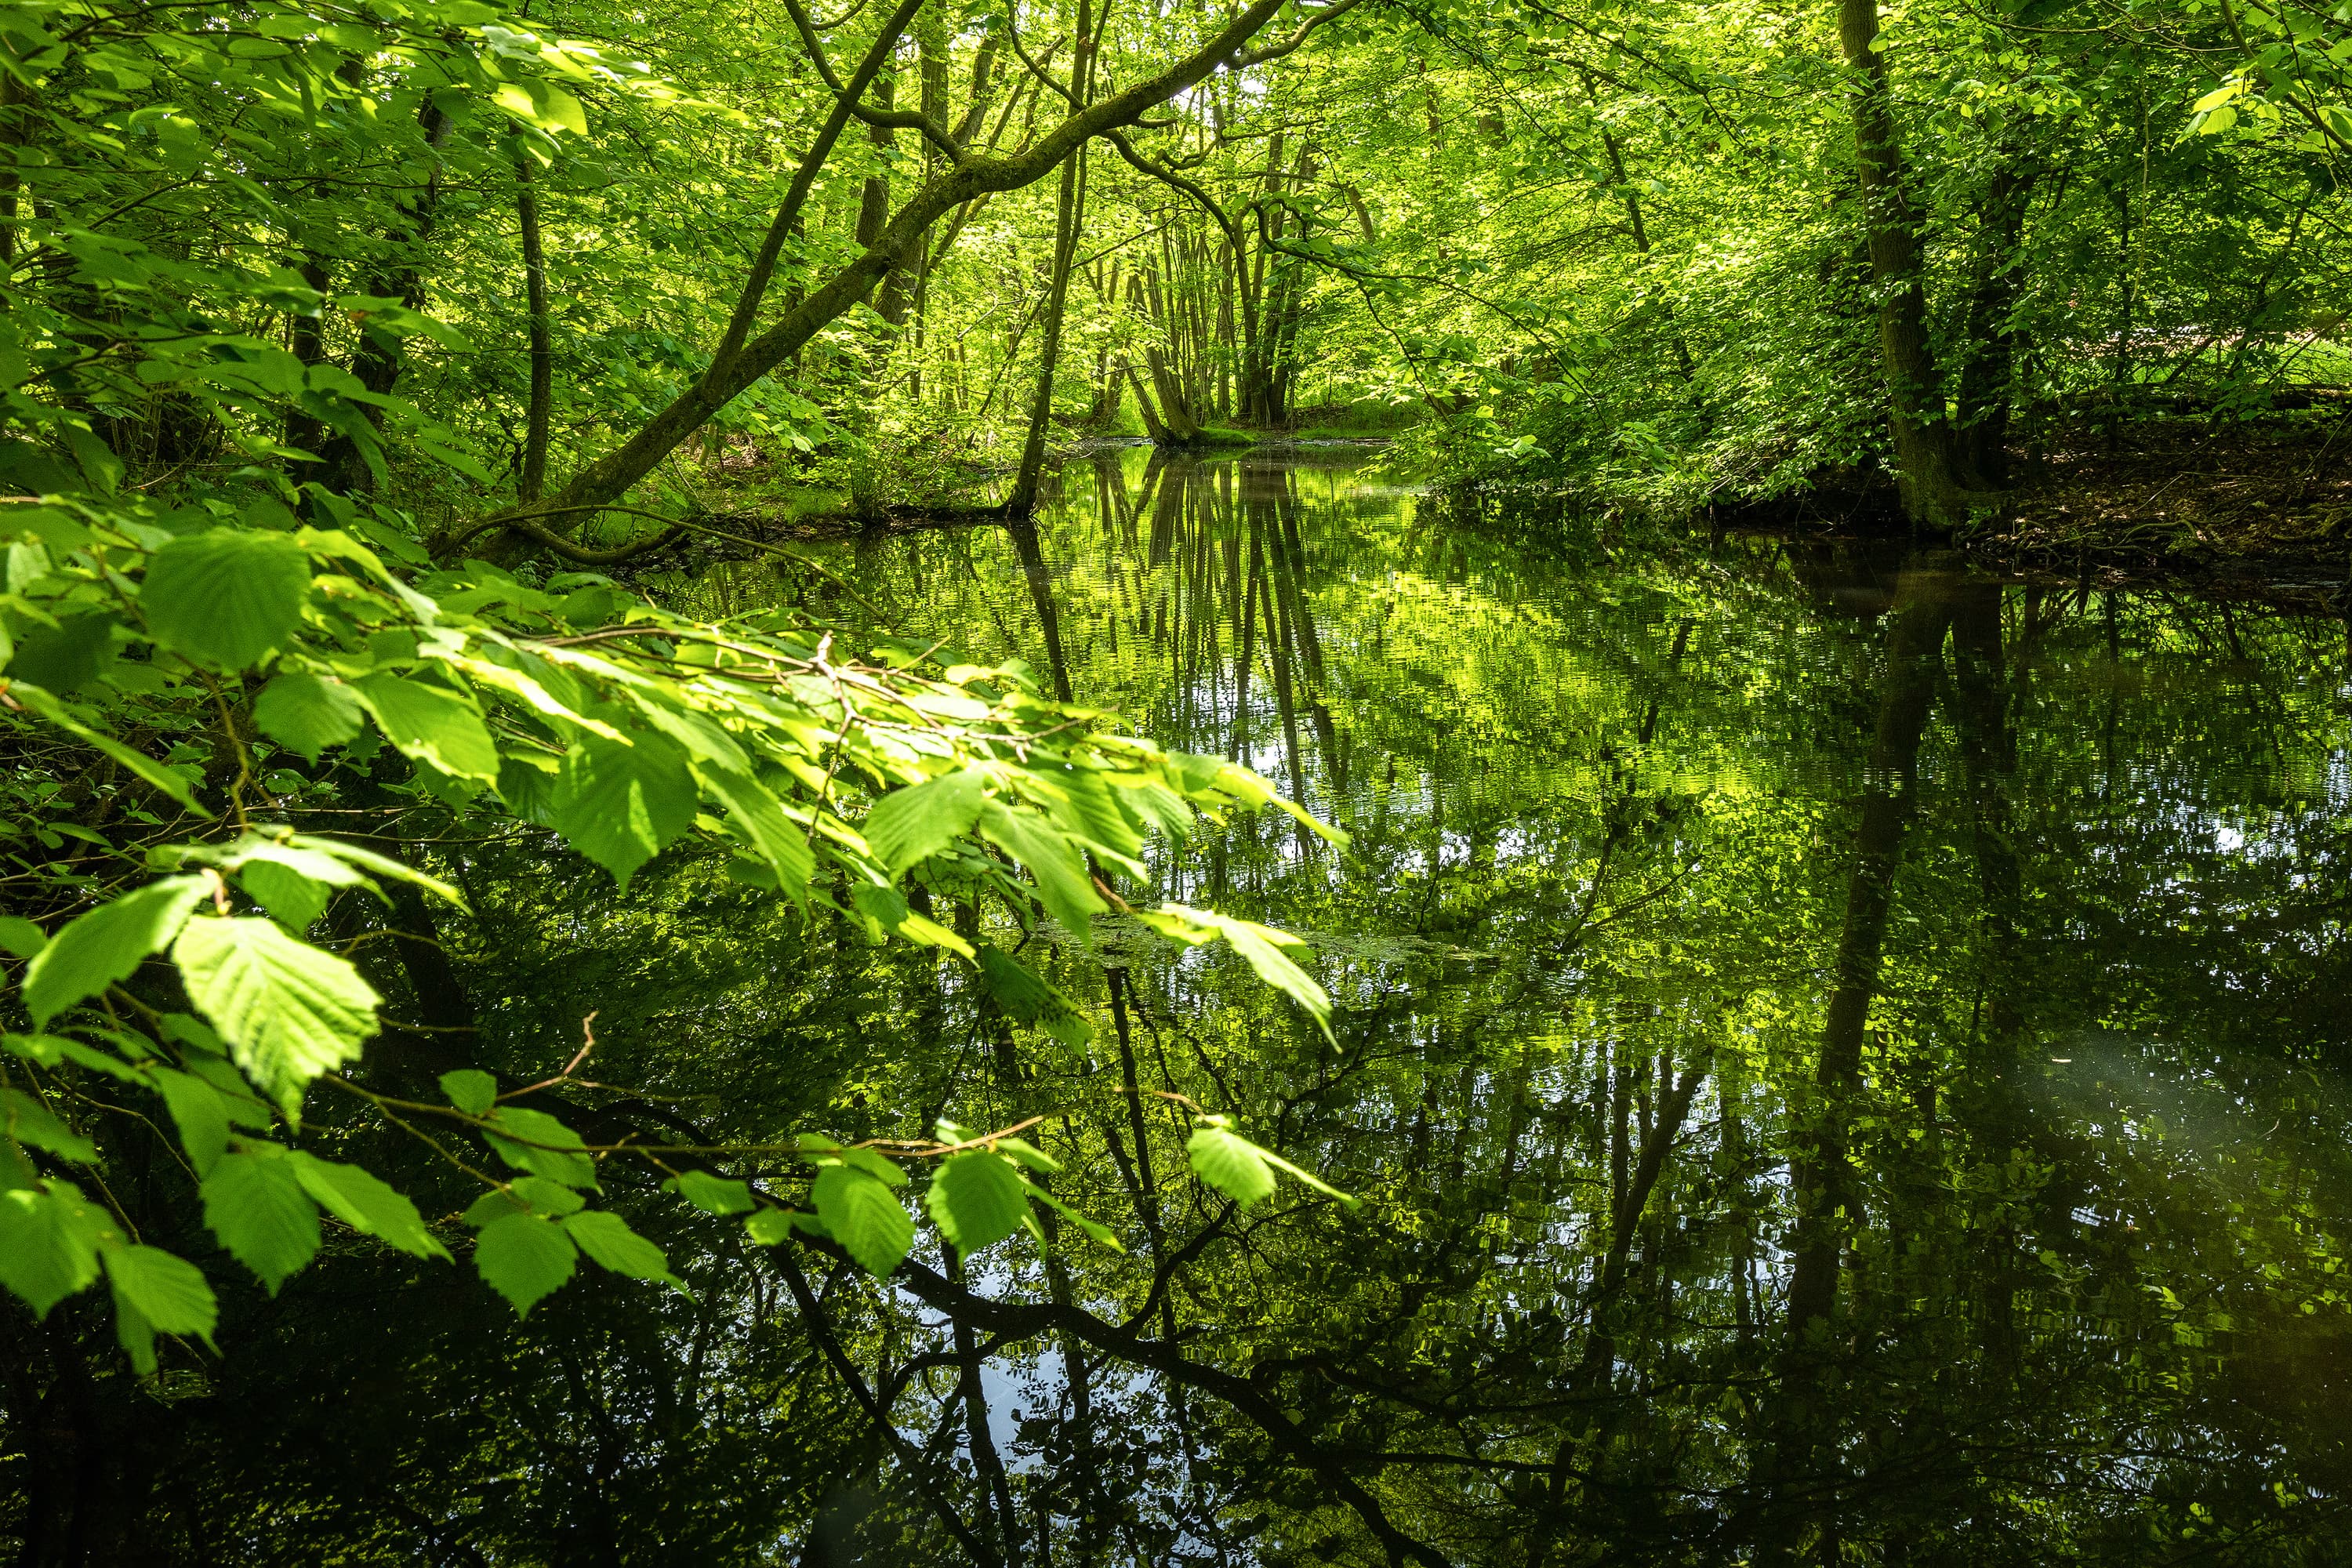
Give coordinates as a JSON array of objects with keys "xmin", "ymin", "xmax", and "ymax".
[
  {"xmin": 1954, "ymin": 162, "xmax": 2034, "ymax": 488},
  {"xmin": 1838, "ymin": 0, "xmax": 1973, "ymax": 524},
  {"xmin": 515, "ymin": 151, "xmax": 554, "ymax": 503}
]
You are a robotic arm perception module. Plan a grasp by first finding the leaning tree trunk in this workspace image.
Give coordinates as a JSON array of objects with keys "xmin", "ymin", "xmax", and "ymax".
[{"xmin": 1839, "ymin": 0, "xmax": 1974, "ymax": 524}]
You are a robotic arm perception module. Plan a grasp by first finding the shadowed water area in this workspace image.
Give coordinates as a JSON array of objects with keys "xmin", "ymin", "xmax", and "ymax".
[{"xmin": 38, "ymin": 453, "xmax": 2352, "ymax": 1565}]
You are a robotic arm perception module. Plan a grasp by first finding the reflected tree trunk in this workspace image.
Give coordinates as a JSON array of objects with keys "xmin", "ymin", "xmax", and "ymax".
[{"xmin": 1752, "ymin": 559, "xmax": 1956, "ymax": 1561}]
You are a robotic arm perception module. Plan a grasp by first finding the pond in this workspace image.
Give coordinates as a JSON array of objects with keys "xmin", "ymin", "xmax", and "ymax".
[{"xmin": 108, "ymin": 453, "xmax": 2352, "ymax": 1564}]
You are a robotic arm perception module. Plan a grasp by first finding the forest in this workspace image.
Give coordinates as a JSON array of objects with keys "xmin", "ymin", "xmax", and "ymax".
[{"xmin": 5, "ymin": 0, "xmax": 2352, "ymax": 1561}]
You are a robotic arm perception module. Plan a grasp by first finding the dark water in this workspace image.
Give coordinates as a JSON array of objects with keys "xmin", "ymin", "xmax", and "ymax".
[{"xmin": 22, "ymin": 452, "xmax": 2352, "ymax": 1565}]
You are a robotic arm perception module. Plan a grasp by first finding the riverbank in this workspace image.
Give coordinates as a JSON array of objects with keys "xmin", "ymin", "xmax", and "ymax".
[
  {"xmin": 1969, "ymin": 415, "xmax": 2351, "ymax": 579},
  {"xmin": 1698, "ymin": 414, "xmax": 2352, "ymax": 604}
]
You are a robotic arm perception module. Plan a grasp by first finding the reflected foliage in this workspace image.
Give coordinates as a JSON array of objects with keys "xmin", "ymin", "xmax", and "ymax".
[{"xmin": 10, "ymin": 455, "xmax": 2352, "ymax": 1565}]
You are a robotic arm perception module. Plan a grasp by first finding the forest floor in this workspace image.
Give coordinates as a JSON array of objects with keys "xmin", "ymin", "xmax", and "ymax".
[{"xmin": 1975, "ymin": 416, "xmax": 2352, "ymax": 590}]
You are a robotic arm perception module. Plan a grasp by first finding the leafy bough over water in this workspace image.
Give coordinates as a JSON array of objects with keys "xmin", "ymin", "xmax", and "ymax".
[{"xmin": 0, "ymin": 496, "xmax": 1354, "ymax": 1367}]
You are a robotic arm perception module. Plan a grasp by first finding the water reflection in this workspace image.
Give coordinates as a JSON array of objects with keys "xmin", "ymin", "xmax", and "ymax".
[{"xmin": 16, "ymin": 453, "xmax": 2352, "ymax": 1565}]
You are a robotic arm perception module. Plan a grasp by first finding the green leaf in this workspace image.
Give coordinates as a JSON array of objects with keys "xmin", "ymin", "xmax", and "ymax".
[
  {"xmin": 1187, "ymin": 1116, "xmax": 1358, "ymax": 1210},
  {"xmin": 1027, "ymin": 1185, "xmax": 1125, "ymax": 1254},
  {"xmin": 0, "ymin": 915, "xmax": 45, "ymax": 959},
  {"xmin": 284, "ymin": 836, "xmax": 466, "ymax": 907},
  {"xmin": 1186, "ymin": 1122, "xmax": 1276, "ymax": 1207},
  {"xmin": 670, "ymin": 1169, "xmax": 756, "ymax": 1214},
  {"xmin": 5, "ymin": 683, "xmax": 208, "ymax": 815},
  {"xmin": 102, "ymin": 1243, "xmax": 218, "ymax": 1364},
  {"xmin": 814, "ymin": 1164, "xmax": 914, "ymax": 1276},
  {"xmin": 975, "ymin": 947, "xmax": 1092, "ymax": 1047},
  {"xmin": 548, "ymin": 732, "xmax": 697, "ymax": 887},
  {"xmin": 149, "ymin": 1069, "xmax": 231, "ymax": 1176},
  {"xmin": 141, "ymin": 528, "xmax": 310, "ymax": 669},
  {"xmin": 351, "ymin": 673, "xmax": 500, "ymax": 789},
  {"xmin": 171, "ymin": 917, "xmax": 381, "ymax": 1112},
  {"xmin": 1144, "ymin": 904, "xmax": 1332, "ymax": 1041},
  {"xmin": 977, "ymin": 800, "xmax": 1105, "ymax": 938},
  {"xmin": 13, "ymin": 611, "xmax": 115, "ymax": 692},
  {"xmin": 743, "ymin": 1207, "xmax": 822, "ymax": 1247},
  {"xmin": 697, "ymin": 764, "xmax": 812, "ymax": 898},
  {"xmin": 440, "ymin": 1069, "xmax": 497, "ymax": 1115},
  {"xmin": 564, "ymin": 1210, "xmax": 681, "ymax": 1286},
  {"xmin": 200, "ymin": 1148, "xmax": 320, "ymax": 1293},
  {"xmin": 474, "ymin": 1211, "xmax": 576, "ymax": 1315},
  {"xmin": 483, "ymin": 1105, "xmax": 598, "ymax": 1189},
  {"xmin": 239, "ymin": 859, "xmax": 328, "ymax": 932},
  {"xmin": 23, "ymin": 875, "xmax": 209, "ymax": 1026},
  {"xmin": 1, "ymin": 1088, "xmax": 96, "ymax": 1163},
  {"xmin": 924, "ymin": 1151, "xmax": 1030, "ymax": 1255},
  {"xmin": 288, "ymin": 1152, "xmax": 449, "ymax": 1258},
  {"xmin": 0, "ymin": 1181, "xmax": 114, "ymax": 1316},
  {"xmin": 865, "ymin": 768, "xmax": 985, "ymax": 874},
  {"xmin": 252, "ymin": 671, "xmax": 364, "ymax": 760}
]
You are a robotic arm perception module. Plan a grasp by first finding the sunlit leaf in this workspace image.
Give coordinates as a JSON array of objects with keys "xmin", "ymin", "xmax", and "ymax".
[
  {"xmin": 200, "ymin": 1147, "xmax": 321, "ymax": 1293},
  {"xmin": 925, "ymin": 1151, "xmax": 1029, "ymax": 1255},
  {"xmin": 474, "ymin": 1211, "xmax": 576, "ymax": 1315},
  {"xmin": 814, "ymin": 1164, "xmax": 914, "ymax": 1276},
  {"xmin": 172, "ymin": 916, "xmax": 380, "ymax": 1112},
  {"xmin": 23, "ymin": 875, "xmax": 209, "ymax": 1027}
]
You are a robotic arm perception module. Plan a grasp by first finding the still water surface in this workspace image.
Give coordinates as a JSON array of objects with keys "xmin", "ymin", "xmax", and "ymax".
[
  {"xmin": 85, "ymin": 452, "xmax": 2352, "ymax": 1565},
  {"xmin": 649, "ymin": 450, "xmax": 2352, "ymax": 1563}
]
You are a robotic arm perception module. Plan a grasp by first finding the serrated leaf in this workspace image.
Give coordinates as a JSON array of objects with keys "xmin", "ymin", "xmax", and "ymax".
[
  {"xmin": 1146, "ymin": 904, "xmax": 1331, "ymax": 1040},
  {"xmin": 102, "ymin": 1243, "xmax": 217, "ymax": 1357},
  {"xmin": 239, "ymin": 859, "xmax": 328, "ymax": 932},
  {"xmin": 252, "ymin": 671, "xmax": 365, "ymax": 760},
  {"xmin": 474, "ymin": 1211, "xmax": 576, "ymax": 1314},
  {"xmin": 564, "ymin": 1209, "xmax": 680, "ymax": 1285},
  {"xmin": 1186, "ymin": 1123, "xmax": 1277, "ymax": 1207},
  {"xmin": 200, "ymin": 1149, "xmax": 320, "ymax": 1293},
  {"xmin": 671, "ymin": 1169, "xmax": 756, "ymax": 1214},
  {"xmin": 697, "ymin": 763, "xmax": 812, "ymax": 898},
  {"xmin": 548, "ymin": 732, "xmax": 696, "ymax": 887},
  {"xmin": 23, "ymin": 875, "xmax": 209, "ymax": 1026},
  {"xmin": 0, "ymin": 1181, "xmax": 114, "ymax": 1316},
  {"xmin": 142, "ymin": 528, "xmax": 310, "ymax": 670},
  {"xmin": 977, "ymin": 800, "xmax": 1104, "ymax": 938},
  {"xmin": 483, "ymin": 1105, "xmax": 597, "ymax": 1189},
  {"xmin": 814, "ymin": 1164, "xmax": 913, "ymax": 1276},
  {"xmin": 284, "ymin": 835, "xmax": 465, "ymax": 907},
  {"xmin": 744, "ymin": 1207, "xmax": 820, "ymax": 1246},
  {"xmin": 975, "ymin": 946, "xmax": 1092, "ymax": 1047},
  {"xmin": 865, "ymin": 768, "xmax": 985, "ymax": 874},
  {"xmin": 351, "ymin": 673, "xmax": 500, "ymax": 789},
  {"xmin": 924, "ymin": 1151, "xmax": 1029, "ymax": 1255},
  {"xmin": 172, "ymin": 917, "xmax": 380, "ymax": 1112},
  {"xmin": 149, "ymin": 1069, "xmax": 231, "ymax": 1176},
  {"xmin": 441, "ymin": 1069, "xmax": 496, "ymax": 1115},
  {"xmin": 287, "ymin": 1151, "xmax": 449, "ymax": 1258}
]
